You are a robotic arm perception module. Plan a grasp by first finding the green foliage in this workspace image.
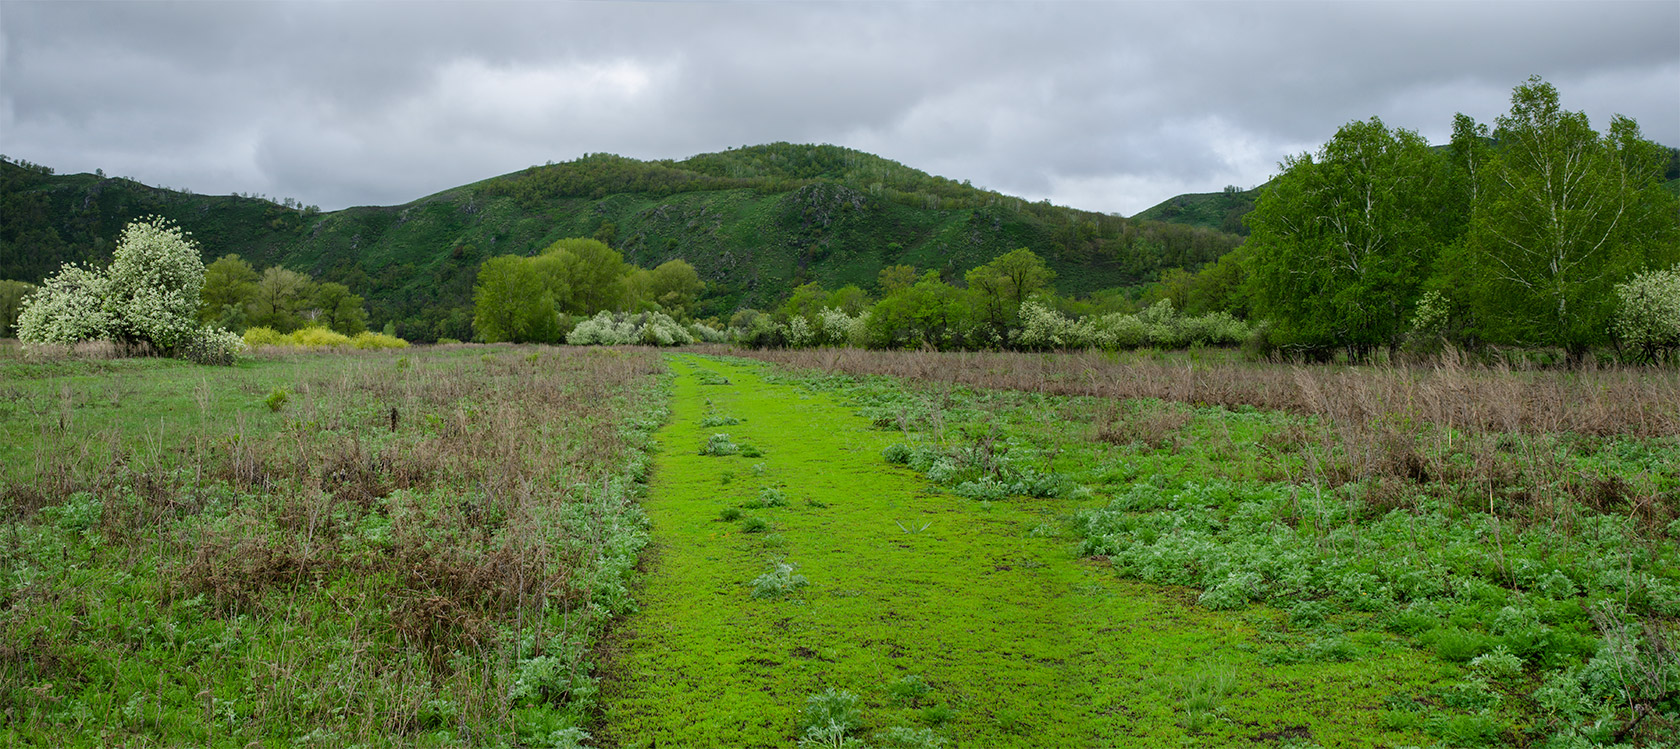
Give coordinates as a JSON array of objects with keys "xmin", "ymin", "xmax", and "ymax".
[
  {"xmin": 0, "ymin": 278, "xmax": 34, "ymax": 338},
  {"xmin": 474, "ymin": 254, "xmax": 560, "ymax": 343},
  {"xmin": 246, "ymin": 265, "xmax": 317, "ymax": 333},
  {"xmin": 540, "ymin": 237, "xmax": 628, "ymax": 315},
  {"xmin": 1246, "ymin": 117, "xmax": 1456, "ymax": 359},
  {"xmin": 1458, "ymin": 77, "xmax": 1680, "ymax": 358},
  {"xmin": 312, "ymin": 281, "xmax": 368, "ymax": 335},
  {"xmin": 198, "ymin": 253, "xmax": 259, "ymax": 328},
  {"xmin": 632, "ymin": 258, "xmax": 704, "ymax": 318},
  {"xmin": 264, "ymin": 386, "xmax": 289, "ymax": 412}
]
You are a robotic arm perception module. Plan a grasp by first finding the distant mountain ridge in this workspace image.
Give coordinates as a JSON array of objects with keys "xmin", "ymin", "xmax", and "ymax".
[{"xmin": 1, "ymin": 144, "xmax": 1245, "ymax": 341}]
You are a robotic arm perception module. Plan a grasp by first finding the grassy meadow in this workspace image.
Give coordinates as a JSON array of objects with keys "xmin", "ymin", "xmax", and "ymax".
[
  {"xmin": 1, "ymin": 343, "xmax": 666, "ymax": 747},
  {"xmin": 3, "ymin": 342, "xmax": 1678, "ymax": 747}
]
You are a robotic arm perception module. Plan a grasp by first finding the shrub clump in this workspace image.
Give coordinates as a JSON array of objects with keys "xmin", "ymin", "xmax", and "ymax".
[
  {"xmin": 16, "ymin": 216, "xmax": 247, "ymax": 364},
  {"xmin": 750, "ymin": 560, "xmax": 808, "ymax": 599},
  {"xmin": 243, "ymin": 326, "xmax": 410, "ymax": 350},
  {"xmin": 567, "ymin": 311, "xmax": 694, "ymax": 346}
]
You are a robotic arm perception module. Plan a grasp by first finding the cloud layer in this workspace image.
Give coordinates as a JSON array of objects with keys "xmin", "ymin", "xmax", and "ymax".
[{"xmin": 3, "ymin": 1, "xmax": 1676, "ymax": 216}]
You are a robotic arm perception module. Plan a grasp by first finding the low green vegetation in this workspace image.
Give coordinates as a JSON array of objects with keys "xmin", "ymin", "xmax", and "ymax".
[
  {"xmin": 0, "ymin": 344, "xmax": 666, "ymax": 746},
  {"xmin": 599, "ymin": 354, "xmax": 1464, "ymax": 747},
  {"xmin": 730, "ymin": 347, "xmax": 1680, "ymax": 745}
]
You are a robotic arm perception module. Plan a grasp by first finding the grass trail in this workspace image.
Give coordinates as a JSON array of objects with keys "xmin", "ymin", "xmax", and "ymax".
[{"xmin": 598, "ymin": 354, "xmax": 1448, "ymax": 747}]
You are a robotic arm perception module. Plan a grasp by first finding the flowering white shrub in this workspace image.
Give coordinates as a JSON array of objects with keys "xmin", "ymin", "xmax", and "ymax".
[
  {"xmin": 1083, "ymin": 313, "xmax": 1148, "ymax": 349},
  {"xmin": 1614, "ymin": 265, "xmax": 1680, "ymax": 362},
  {"xmin": 15, "ymin": 263, "xmax": 113, "ymax": 344},
  {"xmin": 845, "ymin": 310, "xmax": 871, "ymax": 347},
  {"xmin": 178, "ymin": 326, "xmax": 248, "ymax": 365},
  {"xmin": 17, "ymin": 217, "xmax": 243, "ymax": 364},
  {"xmin": 103, "ymin": 217, "xmax": 204, "ymax": 350},
  {"xmin": 784, "ymin": 315, "xmax": 815, "ymax": 348},
  {"xmin": 1178, "ymin": 312, "xmax": 1248, "ymax": 346},
  {"xmin": 638, "ymin": 312, "xmax": 695, "ymax": 346},
  {"xmin": 687, "ymin": 321, "xmax": 728, "ymax": 343},
  {"xmin": 816, "ymin": 308, "xmax": 858, "ymax": 346},
  {"xmin": 1135, "ymin": 299, "xmax": 1184, "ymax": 347},
  {"xmin": 567, "ymin": 311, "xmax": 694, "ymax": 346},
  {"xmin": 1013, "ymin": 301, "xmax": 1076, "ymax": 350},
  {"xmin": 567, "ymin": 312, "xmax": 639, "ymax": 345}
]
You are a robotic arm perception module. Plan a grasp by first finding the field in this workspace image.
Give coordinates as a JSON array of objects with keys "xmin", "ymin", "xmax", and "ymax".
[{"xmin": 3, "ymin": 344, "xmax": 1678, "ymax": 746}]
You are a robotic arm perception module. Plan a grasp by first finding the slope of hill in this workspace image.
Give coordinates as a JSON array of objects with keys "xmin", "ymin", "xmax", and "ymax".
[
  {"xmin": 1132, "ymin": 185, "xmax": 1260, "ymax": 235},
  {"xmin": 1, "ymin": 145, "xmax": 1244, "ymax": 341}
]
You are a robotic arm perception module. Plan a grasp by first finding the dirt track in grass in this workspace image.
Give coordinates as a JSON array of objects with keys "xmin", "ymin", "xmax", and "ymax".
[{"xmin": 596, "ymin": 354, "xmax": 1447, "ymax": 747}]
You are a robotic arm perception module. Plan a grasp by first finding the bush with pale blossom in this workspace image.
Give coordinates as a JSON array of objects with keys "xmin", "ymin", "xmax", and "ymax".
[
  {"xmin": 1614, "ymin": 265, "xmax": 1680, "ymax": 363},
  {"xmin": 1013, "ymin": 301, "xmax": 1077, "ymax": 350},
  {"xmin": 15, "ymin": 263, "xmax": 113, "ymax": 344},
  {"xmin": 566, "ymin": 311, "xmax": 694, "ymax": 346},
  {"xmin": 16, "ymin": 217, "xmax": 248, "ymax": 365},
  {"xmin": 102, "ymin": 217, "xmax": 205, "ymax": 350}
]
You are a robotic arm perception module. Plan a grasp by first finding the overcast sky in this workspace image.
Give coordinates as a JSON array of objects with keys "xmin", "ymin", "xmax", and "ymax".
[{"xmin": 2, "ymin": 1, "xmax": 1676, "ymax": 217}]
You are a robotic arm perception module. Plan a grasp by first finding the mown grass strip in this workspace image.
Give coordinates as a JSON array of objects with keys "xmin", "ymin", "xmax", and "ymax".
[{"xmin": 599, "ymin": 354, "xmax": 1451, "ymax": 747}]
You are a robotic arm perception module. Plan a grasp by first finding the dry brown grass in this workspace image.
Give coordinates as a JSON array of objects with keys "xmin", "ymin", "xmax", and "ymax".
[
  {"xmin": 0, "ymin": 345, "xmax": 667, "ymax": 743},
  {"xmin": 737, "ymin": 347, "xmax": 1680, "ymax": 438},
  {"xmin": 734, "ymin": 346, "xmax": 1680, "ymax": 531}
]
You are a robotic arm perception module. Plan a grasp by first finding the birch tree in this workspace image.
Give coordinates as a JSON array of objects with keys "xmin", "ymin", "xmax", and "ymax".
[
  {"xmin": 1462, "ymin": 76, "xmax": 1680, "ymax": 359},
  {"xmin": 1246, "ymin": 117, "xmax": 1454, "ymax": 359}
]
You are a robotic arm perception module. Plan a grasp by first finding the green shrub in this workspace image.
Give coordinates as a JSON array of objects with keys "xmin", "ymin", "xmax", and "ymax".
[
  {"xmin": 1425, "ymin": 627, "xmax": 1497, "ymax": 663},
  {"xmin": 875, "ymin": 725, "xmax": 947, "ymax": 748},
  {"xmin": 799, "ymin": 688, "xmax": 862, "ymax": 747},
  {"xmin": 264, "ymin": 387, "xmax": 289, "ymax": 412},
  {"xmin": 700, "ymin": 433, "xmax": 739, "ymax": 456},
  {"xmin": 888, "ymin": 674, "xmax": 932, "ymax": 705},
  {"xmin": 1470, "ymin": 647, "xmax": 1525, "ymax": 681},
  {"xmin": 750, "ymin": 560, "xmax": 808, "ymax": 599},
  {"xmin": 242, "ymin": 325, "xmax": 287, "ymax": 347},
  {"xmin": 288, "ymin": 326, "xmax": 352, "ymax": 347},
  {"xmin": 740, "ymin": 516, "xmax": 769, "ymax": 533},
  {"xmin": 350, "ymin": 331, "xmax": 409, "ymax": 349}
]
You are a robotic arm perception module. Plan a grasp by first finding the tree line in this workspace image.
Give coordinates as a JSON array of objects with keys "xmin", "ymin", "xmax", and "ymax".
[
  {"xmin": 1168, "ymin": 77, "xmax": 1679, "ymax": 363},
  {"xmin": 471, "ymin": 238, "xmax": 703, "ymax": 343}
]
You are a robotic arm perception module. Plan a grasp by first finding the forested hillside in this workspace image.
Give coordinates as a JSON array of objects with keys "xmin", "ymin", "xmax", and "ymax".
[{"xmin": 0, "ymin": 144, "xmax": 1242, "ymax": 341}]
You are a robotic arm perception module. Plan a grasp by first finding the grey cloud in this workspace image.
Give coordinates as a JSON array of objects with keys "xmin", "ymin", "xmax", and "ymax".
[{"xmin": 2, "ymin": 0, "xmax": 1675, "ymax": 217}]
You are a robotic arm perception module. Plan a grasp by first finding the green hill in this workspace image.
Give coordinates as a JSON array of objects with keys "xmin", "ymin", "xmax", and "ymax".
[
  {"xmin": 1132, "ymin": 185, "xmax": 1261, "ymax": 235},
  {"xmin": 2, "ymin": 144, "xmax": 1244, "ymax": 341}
]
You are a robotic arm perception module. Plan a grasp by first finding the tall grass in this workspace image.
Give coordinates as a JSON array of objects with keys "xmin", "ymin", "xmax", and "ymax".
[{"xmin": 0, "ymin": 345, "xmax": 665, "ymax": 746}]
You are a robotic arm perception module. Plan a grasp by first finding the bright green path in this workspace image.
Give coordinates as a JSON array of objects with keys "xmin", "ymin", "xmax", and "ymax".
[{"xmin": 597, "ymin": 355, "xmax": 1447, "ymax": 747}]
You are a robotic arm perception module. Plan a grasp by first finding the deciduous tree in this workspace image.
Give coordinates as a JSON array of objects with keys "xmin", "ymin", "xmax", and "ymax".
[
  {"xmin": 1461, "ymin": 77, "xmax": 1680, "ymax": 359},
  {"xmin": 1246, "ymin": 117, "xmax": 1453, "ymax": 359}
]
